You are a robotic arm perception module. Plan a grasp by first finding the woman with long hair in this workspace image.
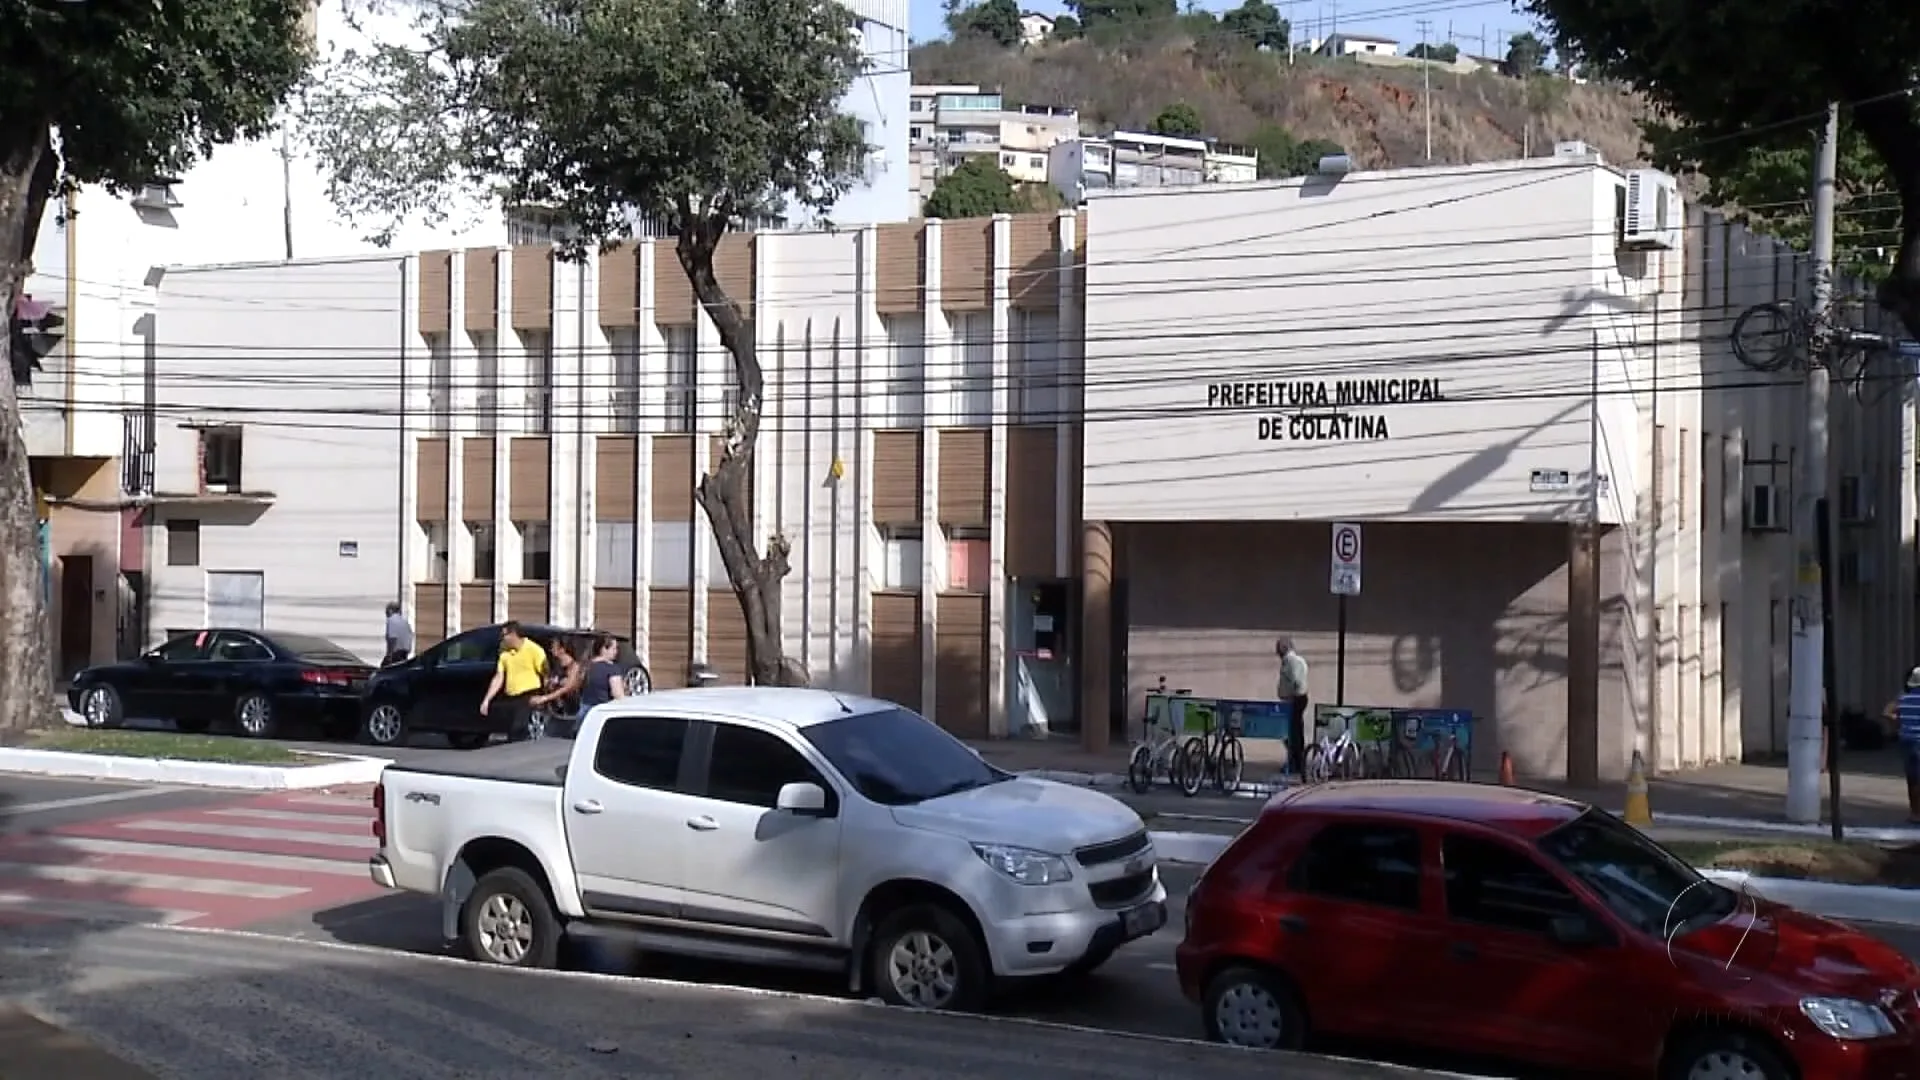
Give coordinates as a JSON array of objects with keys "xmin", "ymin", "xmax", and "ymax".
[
  {"xmin": 575, "ymin": 634, "xmax": 628, "ymax": 718},
  {"xmin": 531, "ymin": 635, "xmax": 586, "ymax": 736}
]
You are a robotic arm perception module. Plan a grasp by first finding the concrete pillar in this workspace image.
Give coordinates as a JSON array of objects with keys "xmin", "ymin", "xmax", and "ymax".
[
  {"xmin": 1567, "ymin": 522, "xmax": 1600, "ymax": 786},
  {"xmin": 1080, "ymin": 518, "xmax": 1113, "ymax": 754}
]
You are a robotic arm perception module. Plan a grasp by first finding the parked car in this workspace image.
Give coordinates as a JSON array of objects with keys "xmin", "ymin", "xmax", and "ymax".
[
  {"xmin": 359, "ymin": 622, "xmax": 649, "ymax": 748},
  {"xmin": 69, "ymin": 629, "xmax": 374, "ymax": 739},
  {"xmin": 1176, "ymin": 781, "xmax": 1920, "ymax": 1079},
  {"xmin": 367, "ymin": 688, "xmax": 1168, "ymax": 1010}
]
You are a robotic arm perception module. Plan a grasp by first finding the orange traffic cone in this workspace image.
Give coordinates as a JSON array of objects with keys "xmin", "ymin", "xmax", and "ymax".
[{"xmin": 1498, "ymin": 752, "xmax": 1515, "ymax": 786}]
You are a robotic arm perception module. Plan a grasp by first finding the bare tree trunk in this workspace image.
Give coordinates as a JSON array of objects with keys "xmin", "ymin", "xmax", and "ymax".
[
  {"xmin": 0, "ymin": 129, "xmax": 62, "ymax": 744},
  {"xmin": 673, "ymin": 204, "xmax": 802, "ymax": 688},
  {"xmin": 1850, "ymin": 94, "xmax": 1920, "ymax": 342}
]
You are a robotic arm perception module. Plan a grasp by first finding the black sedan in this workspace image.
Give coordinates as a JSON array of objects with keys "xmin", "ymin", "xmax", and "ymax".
[
  {"xmin": 359, "ymin": 622, "xmax": 650, "ymax": 748},
  {"xmin": 69, "ymin": 629, "xmax": 375, "ymax": 740}
]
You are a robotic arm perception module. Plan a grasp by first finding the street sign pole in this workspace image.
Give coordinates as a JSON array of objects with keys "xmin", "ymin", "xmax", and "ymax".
[{"xmin": 1329, "ymin": 523, "xmax": 1362, "ymax": 707}]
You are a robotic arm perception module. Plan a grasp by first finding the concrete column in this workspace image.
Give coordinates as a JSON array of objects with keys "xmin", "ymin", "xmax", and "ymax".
[
  {"xmin": 1080, "ymin": 518, "xmax": 1113, "ymax": 753},
  {"xmin": 1567, "ymin": 522, "xmax": 1600, "ymax": 786}
]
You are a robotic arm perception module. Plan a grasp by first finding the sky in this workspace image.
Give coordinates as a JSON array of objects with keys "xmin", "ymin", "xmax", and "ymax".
[{"xmin": 905, "ymin": 0, "xmax": 1541, "ymax": 60}]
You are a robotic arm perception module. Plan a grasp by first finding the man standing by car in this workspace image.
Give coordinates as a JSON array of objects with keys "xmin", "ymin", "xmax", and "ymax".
[
  {"xmin": 1276, "ymin": 636, "xmax": 1310, "ymax": 778},
  {"xmin": 383, "ymin": 601, "xmax": 414, "ymax": 665},
  {"xmin": 480, "ymin": 621, "xmax": 547, "ymax": 742}
]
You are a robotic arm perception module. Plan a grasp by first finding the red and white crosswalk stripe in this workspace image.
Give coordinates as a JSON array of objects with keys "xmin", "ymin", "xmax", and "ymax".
[{"xmin": 0, "ymin": 790, "xmax": 387, "ymax": 930}]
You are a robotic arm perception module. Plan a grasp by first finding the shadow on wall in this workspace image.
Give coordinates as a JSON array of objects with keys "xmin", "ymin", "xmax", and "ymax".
[
  {"xmin": 1121, "ymin": 520, "xmax": 1577, "ymax": 776},
  {"xmin": 1407, "ymin": 399, "xmax": 1588, "ymax": 517}
]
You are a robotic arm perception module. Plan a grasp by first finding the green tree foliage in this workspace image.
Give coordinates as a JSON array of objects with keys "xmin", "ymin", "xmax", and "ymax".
[
  {"xmin": 301, "ymin": 0, "xmax": 868, "ymax": 684},
  {"xmin": 1150, "ymin": 102, "xmax": 1204, "ymax": 137},
  {"xmin": 1219, "ymin": 0, "xmax": 1288, "ymax": 51},
  {"xmin": 1051, "ymin": 13, "xmax": 1082, "ymax": 39},
  {"xmin": 1067, "ymin": 0, "xmax": 1176, "ymax": 35},
  {"xmin": 924, "ymin": 156, "xmax": 1022, "ymax": 218},
  {"xmin": 952, "ymin": 0, "xmax": 1023, "ymax": 47},
  {"xmin": 1502, "ymin": 31, "xmax": 1548, "ymax": 77},
  {"xmin": 1246, "ymin": 125, "xmax": 1344, "ymax": 179},
  {"xmin": 1408, "ymin": 42, "xmax": 1458, "ymax": 62},
  {"xmin": 1525, "ymin": 0, "xmax": 1920, "ymax": 338},
  {"xmin": 0, "ymin": 1, "xmax": 310, "ymax": 740}
]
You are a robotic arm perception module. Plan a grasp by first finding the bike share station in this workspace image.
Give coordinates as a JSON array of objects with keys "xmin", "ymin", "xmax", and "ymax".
[{"xmin": 1128, "ymin": 522, "xmax": 1477, "ymax": 795}]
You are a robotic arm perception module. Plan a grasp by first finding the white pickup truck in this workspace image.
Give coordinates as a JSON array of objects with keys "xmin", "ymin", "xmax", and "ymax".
[{"xmin": 369, "ymin": 686, "xmax": 1168, "ymax": 1011}]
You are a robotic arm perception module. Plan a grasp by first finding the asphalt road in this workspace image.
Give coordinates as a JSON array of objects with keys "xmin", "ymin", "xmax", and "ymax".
[
  {"xmin": 0, "ymin": 775, "xmax": 239, "ymax": 835},
  {"xmin": 0, "ymin": 922, "xmax": 1466, "ymax": 1080}
]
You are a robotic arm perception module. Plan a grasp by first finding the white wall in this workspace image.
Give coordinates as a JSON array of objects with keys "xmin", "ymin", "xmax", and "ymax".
[
  {"xmin": 146, "ymin": 256, "xmax": 407, "ymax": 662},
  {"xmin": 1080, "ymin": 157, "xmax": 1655, "ymax": 523}
]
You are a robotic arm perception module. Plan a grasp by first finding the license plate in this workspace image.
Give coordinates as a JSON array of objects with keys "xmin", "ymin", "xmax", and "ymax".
[{"xmin": 1122, "ymin": 901, "xmax": 1165, "ymax": 938}]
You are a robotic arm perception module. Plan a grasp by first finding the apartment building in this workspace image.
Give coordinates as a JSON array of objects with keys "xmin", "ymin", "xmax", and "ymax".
[
  {"xmin": 1049, "ymin": 131, "xmax": 1261, "ymax": 203},
  {"xmin": 908, "ymin": 85, "xmax": 1080, "ymax": 204},
  {"xmin": 1078, "ymin": 149, "xmax": 1915, "ymax": 782}
]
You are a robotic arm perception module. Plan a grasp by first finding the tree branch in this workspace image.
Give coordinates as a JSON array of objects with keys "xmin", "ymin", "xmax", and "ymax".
[{"xmin": 1847, "ymin": 94, "xmax": 1920, "ymax": 341}]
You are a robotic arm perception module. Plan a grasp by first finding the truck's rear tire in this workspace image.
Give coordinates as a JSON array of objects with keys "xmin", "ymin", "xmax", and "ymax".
[
  {"xmin": 461, "ymin": 866, "xmax": 560, "ymax": 969},
  {"xmin": 868, "ymin": 903, "xmax": 988, "ymax": 1012}
]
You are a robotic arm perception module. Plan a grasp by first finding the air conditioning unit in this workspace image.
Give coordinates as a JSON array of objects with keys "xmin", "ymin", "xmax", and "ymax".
[
  {"xmin": 1621, "ymin": 169, "xmax": 1679, "ymax": 251},
  {"xmin": 1838, "ymin": 474, "xmax": 1875, "ymax": 525},
  {"xmin": 130, "ymin": 181, "xmax": 182, "ymax": 212},
  {"xmin": 1746, "ymin": 483, "xmax": 1790, "ymax": 532}
]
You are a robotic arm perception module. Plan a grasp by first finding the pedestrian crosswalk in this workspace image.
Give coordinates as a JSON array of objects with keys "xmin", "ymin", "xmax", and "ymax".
[{"xmin": 0, "ymin": 789, "xmax": 384, "ymax": 930}]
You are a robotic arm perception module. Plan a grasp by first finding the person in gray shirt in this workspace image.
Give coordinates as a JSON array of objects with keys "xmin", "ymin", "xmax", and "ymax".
[
  {"xmin": 1276, "ymin": 636, "xmax": 1310, "ymax": 778},
  {"xmin": 384, "ymin": 602, "xmax": 414, "ymax": 665}
]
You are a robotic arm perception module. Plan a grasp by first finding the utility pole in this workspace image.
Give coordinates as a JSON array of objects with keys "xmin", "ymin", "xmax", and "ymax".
[
  {"xmin": 278, "ymin": 126, "xmax": 295, "ymax": 261},
  {"xmin": 1785, "ymin": 102, "xmax": 1842, "ymax": 824},
  {"xmin": 1417, "ymin": 18, "xmax": 1433, "ymax": 161}
]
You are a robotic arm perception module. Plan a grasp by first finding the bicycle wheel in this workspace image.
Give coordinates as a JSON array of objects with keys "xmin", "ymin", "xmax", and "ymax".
[
  {"xmin": 1388, "ymin": 744, "xmax": 1418, "ymax": 779},
  {"xmin": 1442, "ymin": 746, "xmax": 1468, "ymax": 782},
  {"xmin": 1731, "ymin": 302, "xmax": 1803, "ymax": 372},
  {"xmin": 1301, "ymin": 745, "xmax": 1326, "ymax": 784},
  {"xmin": 1334, "ymin": 743, "xmax": 1363, "ymax": 780},
  {"xmin": 1178, "ymin": 736, "xmax": 1209, "ymax": 797},
  {"xmin": 1213, "ymin": 736, "xmax": 1245, "ymax": 794},
  {"xmin": 1127, "ymin": 744, "xmax": 1154, "ymax": 795}
]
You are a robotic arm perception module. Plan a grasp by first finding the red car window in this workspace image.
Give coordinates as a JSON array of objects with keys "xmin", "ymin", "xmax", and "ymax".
[
  {"xmin": 1287, "ymin": 821, "xmax": 1423, "ymax": 911},
  {"xmin": 1440, "ymin": 833, "xmax": 1586, "ymax": 934}
]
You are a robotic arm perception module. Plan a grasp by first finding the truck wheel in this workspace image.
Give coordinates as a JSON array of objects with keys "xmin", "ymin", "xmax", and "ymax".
[
  {"xmin": 461, "ymin": 867, "xmax": 560, "ymax": 969},
  {"xmin": 868, "ymin": 903, "xmax": 988, "ymax": 1012}
]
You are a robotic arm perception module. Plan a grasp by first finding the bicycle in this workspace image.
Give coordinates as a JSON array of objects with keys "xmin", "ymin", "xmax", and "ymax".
[
  {"xmin": 1302, "ymin": 716, "xmax": 1363, "ymax": 784},
  {"xmin": 1178, "ymin": 703, "xmax": 1245, "ymax": 797},
  {"xmin": 1127, "ymin": 677, "xmax": 1194, "ymax": 794},
  {"xmin": 1387, "ymin": 715, "xmax": 1424, "ymax": 779}
]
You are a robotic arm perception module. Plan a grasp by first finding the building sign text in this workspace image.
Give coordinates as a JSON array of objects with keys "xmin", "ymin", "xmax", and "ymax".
[{"xmin": 1207, "ymin": 378, "xmax": 1446, "ymax": 442}]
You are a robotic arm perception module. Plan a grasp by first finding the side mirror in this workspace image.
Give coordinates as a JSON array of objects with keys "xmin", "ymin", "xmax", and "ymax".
[
  {"xmin": 775, "ymin": 781, "xmax": 830, "ymax": 817},
  {"xmin": 1548, "ymin": 914, "xmax": 1611, "ymax": 948}
]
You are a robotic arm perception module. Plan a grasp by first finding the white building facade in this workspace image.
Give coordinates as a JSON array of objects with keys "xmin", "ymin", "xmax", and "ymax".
[{"xmin": 1078, "ymin": 151, "xmax": 1916, "ymax": 782}]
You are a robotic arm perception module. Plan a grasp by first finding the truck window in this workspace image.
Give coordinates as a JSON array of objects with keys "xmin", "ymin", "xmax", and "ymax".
[
  {"xmin": 594, "ymin": 716, "xmax": 690, "ymax": 790},
  {"xmin": 705, "ymin": 723, "xmax": 826, "ymax": 809}
]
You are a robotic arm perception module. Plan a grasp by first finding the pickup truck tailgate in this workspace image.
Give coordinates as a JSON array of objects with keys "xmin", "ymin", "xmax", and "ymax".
[{"xmin": 376, "ymin": 742, "xmax": 572, "ymax": 896}]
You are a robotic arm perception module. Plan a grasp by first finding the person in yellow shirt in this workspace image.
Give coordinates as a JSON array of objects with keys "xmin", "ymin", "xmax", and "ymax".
[{"xmin": 480, "ymin": 621, "xmax": 548, "ymax": 742}]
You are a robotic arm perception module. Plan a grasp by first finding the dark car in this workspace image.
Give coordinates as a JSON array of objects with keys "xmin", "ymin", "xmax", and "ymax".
[
  {"xmin": 359, "ymin": 622, "xmax": 650, "ymax": 749},
  {"xmin": 1176, "ymin": 781, "xmax": 1920, "ymax": 1080},
  {"xmin": 69, "ymin": 629, "xmax": 375, "ymax": 740}
]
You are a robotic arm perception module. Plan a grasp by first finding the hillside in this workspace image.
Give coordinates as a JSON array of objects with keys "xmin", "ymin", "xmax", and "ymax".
[{"xmin": 909, "ymin": 36, "xmax": 1657, "ymax": 173}]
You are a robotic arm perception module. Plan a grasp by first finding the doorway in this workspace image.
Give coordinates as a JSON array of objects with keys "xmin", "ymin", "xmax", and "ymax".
[
  {"xmin": 59, "ymin": 555, "xmax": 94, "ymax": 677},
  {"xmin": 1008, "ymin": 579, "xmax": 1076, "ymax": 735},
  {"xmin": 206, "ymin": 570, "xmax": 265, "ymax": 630}
]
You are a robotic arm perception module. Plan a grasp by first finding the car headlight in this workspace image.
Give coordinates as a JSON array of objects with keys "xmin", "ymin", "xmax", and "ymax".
[
  {"xmin": 972, "ymin": 843, "xmax": 1073, "ymax": 885},
  {"xmin": 1800, "ymin": 997, "xmax": 1896, "ymax": 1040}
]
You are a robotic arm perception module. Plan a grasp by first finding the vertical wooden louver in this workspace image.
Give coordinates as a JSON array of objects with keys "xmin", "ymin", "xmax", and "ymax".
[
  {"xmin": 599, "ymin": 243, "xmax": 640, "ymax": 328},
  {"xmin": 652, "ymin": 435, "xmax": 694, "ymax": 521},
  {"xmin": 508, "ymin": 438, "xmax": 550, "ymax": 521},
  {"xmin": 872, "ymin": 432, "xmax": 923, "ymax": 526},
  {"xmin": 595, "ymin": 436, "xmax": 637, "ymax": 520},
  {"xmin": 706, "ymin": 589, "xmax": 749, "ymax": 683},
  {"xmin": 510, "ymin": 246, "xmax": 553, "ymax": 330},
  {"xmin": 461, "ymin": 439, "xmax": 496, "ymax": 519},
  {"xmin": 418, "ymin": 251, "xmax": 452, "ymax": 334},
  {"xmin": 649, "ymin": 588, "xmax": 692, "ymax": 688},
  {"xmin": 460, "ymin": 588, "xmax": 493, "ymax": 629},
  {"xmin": 937, "ymin": 429, "xmax": 991, "ymax": 527},
  {"xmin": 413, "ymin": 585, "xmax": 448, "ymax": 648},
  {"xmin": 415, "ymin": 438, "xmax": 449, "ymax": 522},
  {"xmin": 940, "ymin": 219, "xmax": 993, "ymax": 312},
  {"xmin": 1005, "ymin": 427, "xmax": 1058, "ymax": 579},
  {"xmin": 1007, "ymin": 215, "xmax": 1059, "ymax": 311},
  {"xmin": 507, "ymin": 584, "xmax": 548, "ymax": 623},
  {"xmin": 713, "ymin": 234, "xmax": 755, "ymax": 310},
  {"xmin": 464, "ymin": 249, "xmax": 499, "ymax": 332},
  {"xmin": 934, "ymin": 593, "xmax": 988, "ymax": 737},
  {"xmin": 876, "ymin": 223, "xmax": 925, "ymax": 315},
  {"xmin": 871, "ymin": 592, "xmax": 923, "ymax": 709},
  {"xmin": 653, "ymin": 239, "xmax": 695, "ymax": 325}
]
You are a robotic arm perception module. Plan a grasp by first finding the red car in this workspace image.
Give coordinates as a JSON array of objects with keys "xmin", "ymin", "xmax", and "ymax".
[{"xmin": 1175, "ymin": 781, "xmax": 1920, "ymax": 1079}]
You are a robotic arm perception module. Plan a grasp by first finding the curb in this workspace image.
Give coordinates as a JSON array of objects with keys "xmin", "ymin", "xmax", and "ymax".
[
  {"xmin": 1650, "ymin": 811, "xmax": 1920, "ymax": 844},
  {"xmin": 1146, "ymin": 830, "xmax": 1920, "ymax": 927},
  {"xmin": 1023, "ymin": 768, "xmax": 1283, "ymax": 798},
  {"xmin": 0, "ymin": 747, "xmax": 392, "ymax": 791}
]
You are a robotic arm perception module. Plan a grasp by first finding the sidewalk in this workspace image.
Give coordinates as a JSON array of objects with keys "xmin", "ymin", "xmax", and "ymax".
[
  {"xmin": 0, "ymin": 1006, "xmax": 158, "ymax": 1080},
  {"xmin": 975, "ymin": 738, "xmax": 1920, "ymax": 836}
]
